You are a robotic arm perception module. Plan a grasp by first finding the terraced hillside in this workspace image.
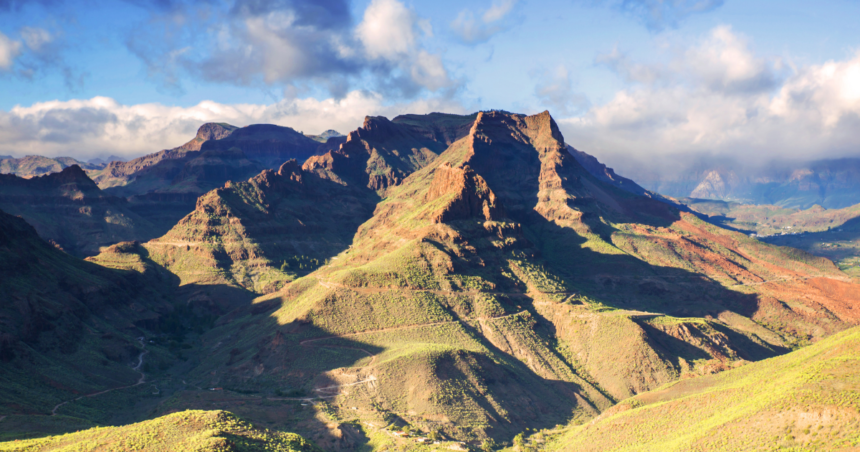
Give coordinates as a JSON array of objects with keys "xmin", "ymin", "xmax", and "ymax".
[
  {"xmin": 0, "ymin": 166, "xmax": 157, "ymax": 256},
  {"xmin": 545, "ymin": 325, "xmax": 860, "ymax": 451},
  {"xmin": 0, "ymin": 410, "xmax": 319, "ymax": 452},
  {"xmin": 141, "ymin": 111, "xmax": 860, "ymax": 446}
]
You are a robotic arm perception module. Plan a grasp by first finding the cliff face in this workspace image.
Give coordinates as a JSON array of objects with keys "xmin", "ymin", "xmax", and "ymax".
[{"xmin": 0, "ymin": 166, "xmax": 158, "ymax": 256}]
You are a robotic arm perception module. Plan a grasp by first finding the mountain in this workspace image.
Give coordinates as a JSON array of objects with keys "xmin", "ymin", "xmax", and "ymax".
[
  {"xmin": 634, "ymin": 158, "xmax": 860, "ymax": 209},
  {"xmin": 0, "ymin": 166, "xmax": 158, "ymax": 256},
  {"xmin": 1, "ymin": 155, "xmax": 105, "ymax": 178},
  {"xmin": 138, "ymin": 113, "xmax": 478, "ymax": 296},
  {"xmin": 199, "ymin": 124, "xmax": 328, "ymax": 169},
  {"xmin": 305, "ymin": 129, "xmax": 344, "ymax": 142},
  {"xmin": 88, "ymin": 123, "xmax": 338, "ymax": 233},
  {"xmin": 87, "ymin": 154, "xmax": 129, "ymax": 165},
  {"xmin": 88, "ymin": 123, "xmax": 239, "ymax": 192},
  {"xmin": 122, "ymin": 110, "xmax": 860, "ymax": 446},
  {"xmin": 546, "ymin": 325, "xmax": 860, "ymax": 451},
  {"xmin": 304, "ymin": 112, "xmax": 478, "ymax": 192},
  {"xmin": 0, "ymin": 208, "xmax": 176, "ymax": 418},
  {"xmin": 0, "ymin": 410, "xmax": 320, "ymax": 451}
]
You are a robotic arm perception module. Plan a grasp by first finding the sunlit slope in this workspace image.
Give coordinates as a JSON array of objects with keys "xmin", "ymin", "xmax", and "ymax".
[
  {"xmin": 166, "ymin": 111, "xmax": 860, "ymax": 446},
  {"xmin": 547, "ymin": 326, "xmax": 860, "ymax": 452},
  {"xmin": 0, "ymin": 410, "xmax": 319, "ymax": 452}
]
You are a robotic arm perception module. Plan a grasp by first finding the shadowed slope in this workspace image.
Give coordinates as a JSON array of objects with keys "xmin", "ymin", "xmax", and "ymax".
[
  {"xmin": 0, "ymin": 209, "xmax": 174, "ymax": 417},
  {"xmin": 141, "ymin": 160, "xmax": 379, "ymax": 294},
  {"xmin": 0, "ymin": 166, "xmax": 157, "ymax": 256}
]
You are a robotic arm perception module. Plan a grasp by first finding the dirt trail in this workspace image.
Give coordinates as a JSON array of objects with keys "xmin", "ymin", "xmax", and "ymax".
[
  {"xmin": 728, "ymin": 275, "xmax": 849, "ymax": 288},
  {"xmin": 51, "ymin": 339, "xmax": 149, "ymax": 416}
]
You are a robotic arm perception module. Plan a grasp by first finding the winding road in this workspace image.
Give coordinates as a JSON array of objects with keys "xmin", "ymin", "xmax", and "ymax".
[{"xmin": 50, "ymin": 339, "xmax": 149, "ymax": 416}]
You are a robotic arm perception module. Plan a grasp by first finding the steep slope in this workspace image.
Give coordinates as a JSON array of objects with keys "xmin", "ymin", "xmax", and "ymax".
[
  {"xmin": 142, "ymin": 160, "xmax": 379, "ymax": 294},
  {"xmin": 0, "ymin": 410, "xmax": 320, "ymax": 452},
  {"xmin": 567, "ymin": 145, "xmax": 648, "ymax": 196},
  {"xmin": 0, "ymin": 208, "xmax": 175, "ymax": 418},
  {"xmin": 166, "ymin": 111, "xmax": 860, "ymax": 446},
  {"xmin": 0, "ymin": 155, "xmax": 104, "ymax": 178},
  {"xmin": 0, "ymin": 166, "xmax": 157, "ymax": 256},
  {"xmin": 304, "ymin": 112, "xmax": 477, "ymax": 192},
  {"xmin": 546, "ymin": 326, "xmax": 860, "ymax": 452},
  {"xmin": 138, "ymin": 113, "xmax": 479, "ymax": 295}
]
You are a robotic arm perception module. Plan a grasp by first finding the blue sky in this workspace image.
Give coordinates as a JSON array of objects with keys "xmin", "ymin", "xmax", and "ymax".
[{"xmin": 1, "ymin": 0, "xmax": 859, "ymax": 176}]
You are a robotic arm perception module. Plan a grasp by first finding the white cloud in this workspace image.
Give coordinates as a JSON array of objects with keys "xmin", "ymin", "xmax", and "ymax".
[
  {"xmin": 357, "ymin": 0, "xmax": 419, "ymax": 60},
  {"xmin": 559, "ymin": 26, "xmax": 860, "ymax": 178},
  {"xmin": 0, "ymin": 31, "xmax": 22, "ymax": 70},
  {"xmin": 451, "ymin": 0, "xmax": 518, "ymax": 44},
  {"xmin": 354, "ymin": 0, "xmax": 456, "ymax": 93},
  {"xmin": 0, "ymin": 92, "xmax": 469, "ymax": 160}
]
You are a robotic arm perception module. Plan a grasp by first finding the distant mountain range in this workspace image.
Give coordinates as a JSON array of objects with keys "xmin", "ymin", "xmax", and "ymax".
[
  {"xmin": 633, "ymin": 158, "xmax": 860, "ymax": 209},
  {"xmin": 0, "ymin": 155, "xmax": 105, "ymax": 178}
]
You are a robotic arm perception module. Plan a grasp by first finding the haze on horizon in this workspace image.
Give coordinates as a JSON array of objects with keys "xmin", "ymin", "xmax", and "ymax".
[{"xmin": 1, "ymin": 0, "xmax": 859, "ymax": 179}]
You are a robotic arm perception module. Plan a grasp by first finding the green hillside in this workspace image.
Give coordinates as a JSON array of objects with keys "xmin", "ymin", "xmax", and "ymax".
[
  {"xmin": 546, "ymin": 326, "xmax": 860, "ymax": 451},
  {"xmin": 0, "ymin": 410, "xmax": 319, "ymax": 452}
]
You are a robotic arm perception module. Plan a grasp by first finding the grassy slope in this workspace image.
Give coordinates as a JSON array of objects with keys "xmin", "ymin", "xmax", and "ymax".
[
  {"xmin": 547, "ymin": 326, "xmax": 860, "ymax": 452},
  {"xmin": 0, "ymin": 410, "xmax": 319, "ymax": 452}
]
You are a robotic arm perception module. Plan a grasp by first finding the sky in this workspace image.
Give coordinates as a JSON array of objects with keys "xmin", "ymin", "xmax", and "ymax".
[{"xmin": 1, "ymin": 0, "xmax": 859, "ymax": 178}]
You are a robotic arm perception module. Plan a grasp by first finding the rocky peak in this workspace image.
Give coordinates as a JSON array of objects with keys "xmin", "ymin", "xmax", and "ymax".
[
  {"xmin": 179, "ymin": 123, "xmax": 237, "ymax": 151},
  {"xmin": 425, "ymin": 162, "xmax": 505, "ymax": 223},
  {"xmin": 277, "ymin": 159, "xmax": 302, "ymax": 177}
]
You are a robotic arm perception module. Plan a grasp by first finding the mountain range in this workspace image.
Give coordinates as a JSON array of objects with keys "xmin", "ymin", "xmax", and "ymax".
[
  {"xmin": 633, "ymin": 158, "xmax": 860, "ymax": 209},
  {"xmin": 1, "ymin": 110, "xmax": 859, "ymax": 451}
]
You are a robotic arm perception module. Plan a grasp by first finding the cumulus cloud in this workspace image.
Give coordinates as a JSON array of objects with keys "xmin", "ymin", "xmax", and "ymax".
[
  {"xmin": 559, "ymin": 26, "xmax": 860, "ymax": 178},
  {"xmin": 0, "ymin": 92, "xmax": 470, "ymax": 160},
  {"xmin": 126, "ymin": 0, "xmax": 455, "ymax": 98},
  {"xmin": 0, "ymin": 31, "xmax": 22, "ymax": 70},
  {"xmin": 451, "ymin": 0, "xmax": 518, "ymax": 44},
  {"xmin": 357, "ymin": 0, "xmax": 420, "ymax": 59}
]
